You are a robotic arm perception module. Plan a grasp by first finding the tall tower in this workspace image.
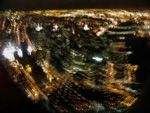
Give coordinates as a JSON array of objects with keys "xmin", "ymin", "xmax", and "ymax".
[
  {"xmin": 124, "ymin": 64, "xmax": 138, "ymax": 83},
  {"xmin": 106, "ymin": 62, "xmax": 116, "ymax": 78}
]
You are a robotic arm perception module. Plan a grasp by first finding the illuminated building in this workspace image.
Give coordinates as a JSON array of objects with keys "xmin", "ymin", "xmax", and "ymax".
[
  {"xmin": 83, "ymin": 24, "xmax": 89, "ymax": 31},
  {"xmin": 106, "ymin": 62, "xmax": 116, "ymax": 78},
  {"xmin": 124, "ymin": 64, "xmax": 138, "ymax": 83}
]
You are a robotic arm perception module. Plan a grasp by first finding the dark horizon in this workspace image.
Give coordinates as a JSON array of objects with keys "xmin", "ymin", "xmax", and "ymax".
[{"xmin": 0, "ymin": 0, "xmax": 150, "ymax": 11}]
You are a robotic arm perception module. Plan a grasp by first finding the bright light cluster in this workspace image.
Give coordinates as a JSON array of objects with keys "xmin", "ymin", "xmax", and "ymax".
[
  {"xmin": 52, "ymin": 25, "xmax": 59, "ymax": 31},
  {"xmin": 27, "ymin": 46, "xmax": 32, "ymax": 55},
  {"xmin": 92, "ymin": 57, "xmax": 103, "ymax": 62},
  {"xmin": 35, "ymin": 24, "xmax": 43, "ymax": 31},
  {"xmin": 2, "ymin": 43, "xmax": 23, "ymax": 61},
  {"xmin": 84, "ymin": 24, "xmax": 89, "ymax": 31},
  {"xmin": 53, "ymin": 25, "xmax": 58, "ymax": 30},
  {"xmin": 17, "ymin": 48, "xmax": 23, "ymax": 57},
  {"xmin": 2, "ymin": 46, "xmax": 16, "ymax": 61}
]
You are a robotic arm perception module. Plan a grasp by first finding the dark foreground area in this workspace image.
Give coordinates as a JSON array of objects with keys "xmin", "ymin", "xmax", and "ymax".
[{"xmin": 0, "ymin": 62, "xmax": 47, "ymax": 113}]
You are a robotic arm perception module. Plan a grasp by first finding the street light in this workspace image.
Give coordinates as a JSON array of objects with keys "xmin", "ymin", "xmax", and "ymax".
[
  {"xmin": 35, "ymin": 24, "xmax": 43, "ymax": 31},
  {"xmin": 17, "ymin": 48, "xmax": 23, "ymax": 58},
  {"xmin": 27, "ymin": 46, "xmax": 32, "ymax": 55},
  {"xmin": 84, "ymin": 24, "xmax": 89, "ymax": 31},
  {"xmin": 92, "ymin": 57, "xmax": 103, "ymax": 62}
]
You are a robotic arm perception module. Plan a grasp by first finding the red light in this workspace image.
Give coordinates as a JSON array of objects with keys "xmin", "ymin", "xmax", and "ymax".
[{"xmin": 147, "ymin": 40, "xmax": 150, "ymax": 47}]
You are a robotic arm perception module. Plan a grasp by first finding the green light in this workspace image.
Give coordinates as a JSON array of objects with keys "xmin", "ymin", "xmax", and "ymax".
[{"xmin": 8, "ymin": 9, "xmax": 11, "ymax": 16}]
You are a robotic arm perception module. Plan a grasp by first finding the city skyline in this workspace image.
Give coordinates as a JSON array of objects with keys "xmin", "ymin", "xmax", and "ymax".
[{"xmin": 0, "ymin": 8, "xmax": 150, "ymax": 113}]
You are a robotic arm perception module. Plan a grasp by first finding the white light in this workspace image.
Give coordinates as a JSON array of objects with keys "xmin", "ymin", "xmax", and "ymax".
[
  {"xmin": 84, "ymin": 24, "xmax": 89, "ymax": 31},
  {"xmin": 148, "ymin": 25, "xmax": 150, "ymax": 30},
  {"xmin": 58, "ymin": 34, "xmax": 62, "ymax": 37},
  {"xmin": 108, "ymin": 62, "xmax": 114, "ymax": 66},
  {"xmin": 87, "ymin": 13, "xmax": 94, "ymax": 17},
  {"xmin": 53, "ymin": 25, "xmax": 58, "ymax": 30},
  {"xmin": 27, "ymin": 46, "xmax": 32, "ymax": 55},
  {"xmin": 109, "ymin": 25, "xmax": 114, "ymax": 28},
  {"xmin": 17, "ymin": 48, "xmax": 23, "ymax": 57},
  {"xmin": 143, "ymin": 13, "xmax": 149, "ymax": 17},
  {"xmin": 52, "ymin": 25, "xmax": 59, "ymax": 31},
  {"xmin": 35, "ymin": 24, "xmax": 43, "ymax": 31},
  {"xmin": 126, "ymin": 51, "xmax": 133, "ymax": 55},
  {"xmin": 110, "ymin": 18, "xmax": 114, "ymax": 22},
  {"xmin": 113, "ymin": 21, "xmax": 118, "ymax": 25},
  {"xmin": 92, "ymin": 57, "xmax": 103, "ymax": 62},
  {"xmin": 100, "ymin": 27, "xmax": 104, "ymax": 31},
  {"xmin": 118, "ymin": 12, "xmax": 124, "ymax": 15},
  {"xmin": 130, "ymin": 13, "xmax": 134, "ymax": 16},
  {"xmin": 137, "ymin": 13, "xmax": 142, "ymax": 17},
  {"xmin": 119, "ymin": 36, "xmax": 125, "ymax": 40},
  {"xmin": 6, "ymin": 29, "xmax": 11, "ymax": 33},
  {"xmin": 96, "ymin": 31, "xmax": 103, "ymax": 36},
  {"xmin": 65, "ymin": 14, "xmax": 71, "ymax": 17},
  {"xmin": 2, "ymin": 46, "xmax": 15, "ymax": 61},
  {"xmin": 35, "ymin": 92, "xmax": 38, "ymax": 96},
  {"xmin": 52, "ymin": 29, "xmax": 56, "ymax": 32},
  {"xmin": 109, "ymin": 13, "xmax": 116, "ymax": 16}
]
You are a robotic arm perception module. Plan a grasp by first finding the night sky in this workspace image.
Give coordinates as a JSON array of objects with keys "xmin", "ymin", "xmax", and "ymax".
[{"xmin": 0, "ymin": 0, "xmax": 150, "ymax": 10}]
